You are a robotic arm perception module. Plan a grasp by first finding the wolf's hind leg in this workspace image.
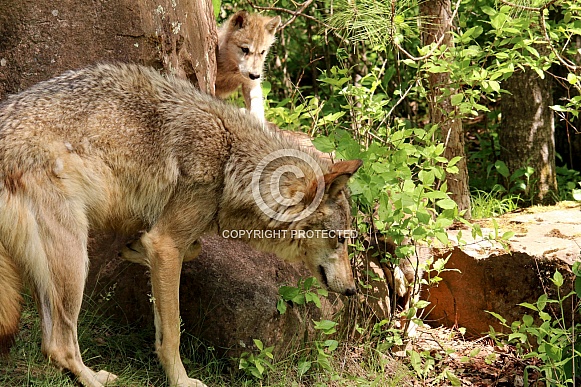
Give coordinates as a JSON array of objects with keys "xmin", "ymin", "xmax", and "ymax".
[{"xmin": 38, "ymin": 221, "xmax": 117, "ymax": 387}]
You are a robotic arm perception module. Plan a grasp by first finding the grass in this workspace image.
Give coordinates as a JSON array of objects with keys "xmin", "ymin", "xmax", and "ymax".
[
  {"xmin": 1, "ymin": 295, "xmax": 414, "ymax": 386},
  {"xmin": 470, "ymin": 189, "xmax": 521, "ymax": 219}
]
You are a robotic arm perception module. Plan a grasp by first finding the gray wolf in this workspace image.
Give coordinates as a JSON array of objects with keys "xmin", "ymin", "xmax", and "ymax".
[
  {"xmin": 216, "ymin": 10, "xmax": 280, "ymax": 123},
  {"xmin": 0, "ymin": 63, "xmax": 361, "ymax": 387}
]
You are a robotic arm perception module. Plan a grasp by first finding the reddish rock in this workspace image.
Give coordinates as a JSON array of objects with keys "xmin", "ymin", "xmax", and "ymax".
[{"xmin": 424, "ymin": 205, "xmax": 581, "ymax": 337}]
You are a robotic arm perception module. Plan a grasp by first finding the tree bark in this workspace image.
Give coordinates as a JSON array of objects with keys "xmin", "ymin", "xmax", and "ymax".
[
  {"xmin": 499, "ymin": 64, "xmax": 558, "ymax": 205},
  {"xmin": 420, "ymin": 0, "xmax": 472, "ymax": 218},
  {"xmin": 0, "ymin": 0, "xmax": 217, "ymax": 99}
]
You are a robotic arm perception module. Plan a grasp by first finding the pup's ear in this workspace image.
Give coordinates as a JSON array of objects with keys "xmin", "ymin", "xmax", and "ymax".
[
  {"xmin": 324, "ymin": 159, "xmax": 363, "ymax": 198},
  {"xmin": 230, "ymin": 10, "xmax": 249, "ymax": 30},
  {"xmin": 265, "ymin": 16, "xmax": 281, "ymax": 34}
]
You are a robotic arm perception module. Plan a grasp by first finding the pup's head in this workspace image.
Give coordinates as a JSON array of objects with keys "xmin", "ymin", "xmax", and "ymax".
[{"xmin": 219, "ymin": 11, "xmax": 281, "ymax": 81}]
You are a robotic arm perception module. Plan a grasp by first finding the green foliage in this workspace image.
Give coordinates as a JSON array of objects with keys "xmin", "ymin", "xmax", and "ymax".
[
  {"xmin": 408, "ymin": 349, "xmax": 461, "ymax": 386},
  {"xmin": 238, "ymin": 339, "xmax": 275, "ymax": 379},
  {"xmin": 276, "ymin": 277, "xmax": 328, "ymax": 315},
  {"xmin": 470, "ymin": 189, "xmax": 521, "ymax": 219},
  {"xmin": 488, "ymin": 263, "xmax": 581, "ymax": 386},
  {"xmin": 556, "ymin": 164, "xmax": 581, "ymax": 201},
  {"xmin": 275, "ymin": 278, "xmax": 342, "ymax": 380},
  {"xmin": 297, "ymin": 320, "xmax": 340, "ymax": 376}
]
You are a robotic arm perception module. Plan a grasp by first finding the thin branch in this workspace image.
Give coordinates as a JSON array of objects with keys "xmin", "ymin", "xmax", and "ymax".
[
  {"xmin": 538, "ymin": 0, "xmax": 579, "ymax": 71},
  {"xmin": 246, "ymin": 0, "xmax": 332, "ymax": 31},
  {"xmin": 499, "ymin": 0, "xmax": 541, "ymax": 12}
]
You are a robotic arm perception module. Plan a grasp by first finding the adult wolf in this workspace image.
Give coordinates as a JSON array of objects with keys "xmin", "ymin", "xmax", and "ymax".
[
  {"xmin": 216, "ymin": 10, "xmax": 280, "ymax": 123},
  {"xmin": 0, "ymin": 63, "xmax": 361, "ymax": 387}
]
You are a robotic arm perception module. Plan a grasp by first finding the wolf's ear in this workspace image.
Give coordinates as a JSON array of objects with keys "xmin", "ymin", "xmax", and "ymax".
[
  {"xmin": 324, "ymin": 159, "xmax": 363, "ymax": 198},
  {"xmin": 230, "ymin": 10, "xmax": 249, "ymax": 30},
  {"xmin": 266, "ymin": 16, "xmax": 281, "ymax": 34}
]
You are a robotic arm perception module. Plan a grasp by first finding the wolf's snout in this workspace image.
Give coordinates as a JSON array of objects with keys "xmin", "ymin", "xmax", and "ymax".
[
  {"xmin": 249, "ymin": 73, "xmax": 260, "ymax": 80},
  {"xmin": 344, "ymin": 287, "xmax": 356, "ymax": 297}
]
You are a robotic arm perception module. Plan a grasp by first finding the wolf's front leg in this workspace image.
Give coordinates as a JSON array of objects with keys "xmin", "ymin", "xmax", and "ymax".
[
  {"xmin": 141, "ymin": 230, "xmax": 208, "ymax": 387},
  {"xmin": 243, "ymin": 81, "xmax": 265, "ymax": 123}
]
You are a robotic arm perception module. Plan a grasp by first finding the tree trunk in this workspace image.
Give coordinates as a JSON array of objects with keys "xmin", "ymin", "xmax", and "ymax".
[
  {"xmin": 420, "ymin": 0, "xmax": 472, "ymax": 218},
  {"xmin": 499, "ymin": 64, "xmax": 558, "ymax": 205},
  {"xmin": 0, "ymin": 0, "xmax": 217, "ymax": 99}
]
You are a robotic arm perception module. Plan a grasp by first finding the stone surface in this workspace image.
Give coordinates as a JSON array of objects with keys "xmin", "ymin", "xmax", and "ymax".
[{"xmin": 424, "ymin": 203, "xmax": 581, "ymax": 336}]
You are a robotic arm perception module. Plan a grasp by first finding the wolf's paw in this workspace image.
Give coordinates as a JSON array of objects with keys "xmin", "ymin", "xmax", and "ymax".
[
  {"xmin": 177, "ymin": 378, "xmax": 207, "ymax": 387},
  {"xmin": 94, "ymin": 370, "xmax": 118, "ymax": 385}
]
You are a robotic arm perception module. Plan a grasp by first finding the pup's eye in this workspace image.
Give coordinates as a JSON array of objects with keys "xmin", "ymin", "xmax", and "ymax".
[
  {"xmin": 260, "ymin": 50, "xmax": 266, "ymax": 55},
  {"xmin": 338, "ymin": 235, "xmax": 346, "ymax": 245},
  {"xmin": 241, "ymin": 47, "xmax": 250, "ymax": 54}
]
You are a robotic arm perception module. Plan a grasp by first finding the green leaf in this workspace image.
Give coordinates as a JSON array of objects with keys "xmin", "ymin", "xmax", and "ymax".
[
  {"xmin": 314, "ymin": 319, "xmax": 338, "ymax": 333},
  {"xmin": 276, "ymin": 299, "xmax": 287, "ymax": 314},
  {"xmin": 436, "ymin": 198, "xmax": 457, "ymax": 210},
  {"xmin": 297, "ymin": 360, "xmax": 311, "ymax": 377},
  {"xmin": 415, "ymin": 300, "xmax": 430, "ymax": 309},
  {"xmin": 212, "ymin": 0, "xmax": 221, "ymax": 17},
  {"xmin": 279, "ymin": 286, "xmax": 300, "ymax": 301},
  {"xmin": 445, "ymin": 369, "xmax": 462, "ymax": 386},
  {"xmin": 522, "ymin": 314, "xmax": 534, "ymax": 327},
  {"xmin": 494, "ymin": 160, "xmax": 510, "ymax": 178},
  {"xmin": 486, "ymin": 310, "xmax": 507, "ymax": 325},
  {"xmin": 519, "ymin": 302, "xmax": 538, "ymax": 312},
  {"xmin": 305, "ymin": 292, "xmax": 322, "ymax": 308},
  {"xmin": 537, "ymin": 294, "xmax": 548, "ymax": 311},
  {"xmin": 450, "ymin": 93, "xmax": 463, "ymax": 106},
  {"xmin": 481, "ymin": 6, "xmax": 496, "ymax": 16},
  {"xmin": 501, "ymin": 231, "xmax": 514, "ymax": 241},
  {"xmin": 435, "ymin": 231, "xmax": 449, "ymax": 245},
  {"xmin": 551, "ymin": 270, "xmax": 564, "ymax": 287},
  {"xmin": 491, "ymin": 13, "xmax": 509, "ymax": 31},
  {"xmin": 254, "ymin": 339, "xmax": 264, "ymax": 351},
  {"xmin": 311, "ymin": 136, "xmax": 336, "ymax": 153},
  {"xmin": 324, "ymin": 339, "xmax": 339, "ymax": 351},
  {"xmin": 448, "ymin": 156, "xmax": 462, "ymax": 167}
]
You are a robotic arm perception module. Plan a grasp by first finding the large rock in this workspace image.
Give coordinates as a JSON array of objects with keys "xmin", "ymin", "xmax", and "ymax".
[
  {"xmin": 0, "ymin": 0, "xmax": 216, "ymax": 99},
  {"xmin": 424, "ymin": 204, "xmax": 581, "ymax": 336},
  {"xmin": 87, "ymin": 234, "xmax": 342, "ymax": 359}
]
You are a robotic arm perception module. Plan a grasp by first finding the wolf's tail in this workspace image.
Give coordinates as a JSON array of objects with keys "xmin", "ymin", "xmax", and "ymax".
[
  {"xmin": 0, "ymin": 188, "xmax": 52, "ymax": 355},
  {"xmin": 0, "ymin": 247, "xmax": 23, "ymax": 354}
]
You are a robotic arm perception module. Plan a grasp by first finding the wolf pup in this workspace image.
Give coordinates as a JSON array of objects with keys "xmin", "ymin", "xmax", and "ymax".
[
  {"xmin": 216, "ymin": 10, "xmax": 280, "ymax": 123},
  {"xmin": 0, "ymin": 63, "xmax": 361, "ymax": 387}
]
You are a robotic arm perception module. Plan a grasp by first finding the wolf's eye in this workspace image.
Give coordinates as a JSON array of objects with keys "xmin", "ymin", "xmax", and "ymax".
[
  {"xmin": 260, "ymin": 50, "xmax": 266, "ymax": 55},
  {"xmin": 241, "ymin": 47, "xmax": 250, "ymax": 55},
  {"xmin": 338, "ymin": 235, "xmax": 346, "ymax": 245}
]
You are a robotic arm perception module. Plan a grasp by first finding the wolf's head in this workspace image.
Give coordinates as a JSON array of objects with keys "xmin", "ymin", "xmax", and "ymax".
[
  {"xmin": 245, "ymin": 155, "xmax": 363, "ymax": 296},
  {"xmin": 219, "ymin": 11, "xmax": 281, "ymax": 81},
  {"xmin": 290, "ymin": 159, "xmax": 362, "ymax": 296}
]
